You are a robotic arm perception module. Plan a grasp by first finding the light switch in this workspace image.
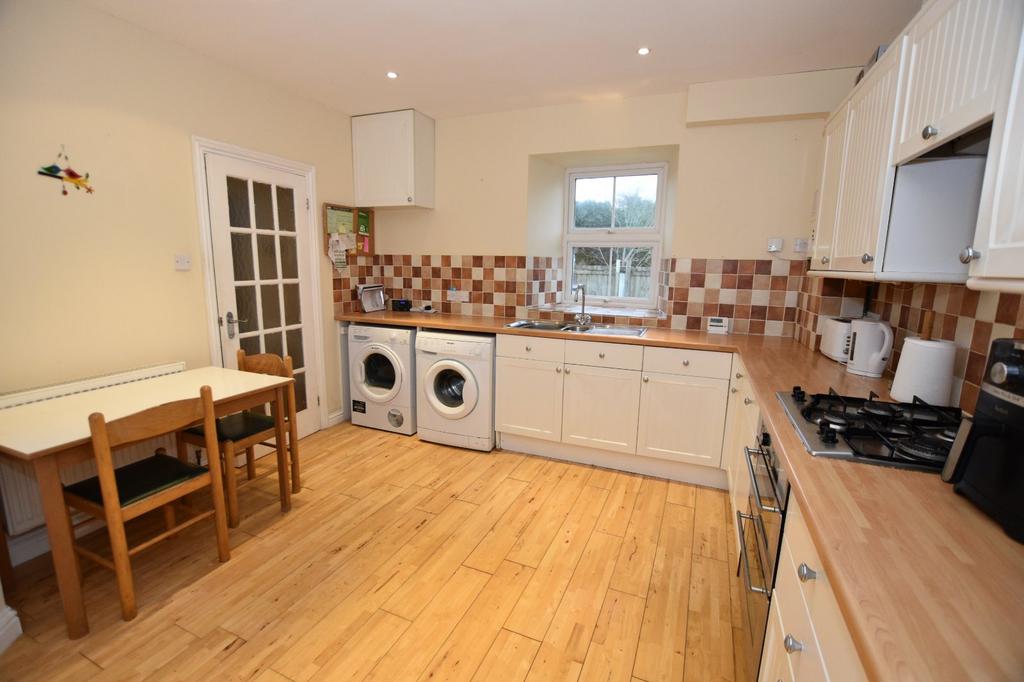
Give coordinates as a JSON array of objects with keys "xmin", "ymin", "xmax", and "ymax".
[
  {"xmin": 174, "ymin": 254, "xmax": 192, "ymax": 271},
  {"xmin": 767, "ymin": 238, "xmax": 784, "ymax": 253}
]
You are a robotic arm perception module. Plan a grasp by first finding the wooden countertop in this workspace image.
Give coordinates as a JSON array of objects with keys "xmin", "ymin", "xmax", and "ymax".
[{"xmin": 338, "ymin": 310, "xmax": 1024, "ymax": 680}]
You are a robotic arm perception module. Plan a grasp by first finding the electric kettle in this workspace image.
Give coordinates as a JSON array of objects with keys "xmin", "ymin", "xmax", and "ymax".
[{"xmin": 846, "ymin": 319, "xmax": 893, "ymax": 378}]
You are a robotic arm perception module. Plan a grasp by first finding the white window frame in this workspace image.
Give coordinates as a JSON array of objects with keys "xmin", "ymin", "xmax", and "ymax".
[{"xmin": 563, "ymin": 162, "xmax": 667, "ymax": 309}]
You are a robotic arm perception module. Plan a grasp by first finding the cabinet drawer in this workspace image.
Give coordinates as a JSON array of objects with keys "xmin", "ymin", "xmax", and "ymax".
[
  {"xmin": 565, "ymin": 340, "xmax": 643, "ymax": 370},
  {"xmin": 642, "ymin": 346, "xmax": 732, "ymax": 379},
  {"xmin": 773, "ymin": 551, "xmax": 828, "ymax": 682},
  {"xmin": 496, "ymin": 334, "xmax": 564, "ymax": 363},
  {"xmin": 782, "ymin": 498, "xmax": 866, "ymax": 680}
]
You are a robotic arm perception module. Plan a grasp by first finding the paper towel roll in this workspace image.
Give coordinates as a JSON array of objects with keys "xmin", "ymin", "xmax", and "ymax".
[{"xmin": 891, "ymin": 337, "xmax": 956, "ymax": 405}]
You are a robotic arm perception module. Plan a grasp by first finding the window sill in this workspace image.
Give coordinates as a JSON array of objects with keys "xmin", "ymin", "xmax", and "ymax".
[{"xmin": 531, "ymin": 302, "xmax": 666, "ymax": 320}]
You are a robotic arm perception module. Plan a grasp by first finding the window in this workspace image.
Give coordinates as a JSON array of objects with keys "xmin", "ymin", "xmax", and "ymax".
[{"xmin": 564, "ymin": 164, "xmax": 666, "ymax": 308}]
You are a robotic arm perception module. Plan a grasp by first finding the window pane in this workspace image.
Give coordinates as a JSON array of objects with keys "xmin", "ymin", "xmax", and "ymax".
[
  {"xmin": 614, "ymin": 175, "xmax": 658, "ymax": 227},
  {"xmin": 239, "ymin": 335, "xmax": 261, "ymax": 357},
  {"xmin": 286, "ymin": 328, "xmax": 304, "ymax": 369},
  {"xmin": 231, "ymin": 233, "xmax": 254, "ymax": 281},
  {"xmin": 574, "ymin": 177, "xmax": 613, "ymax": 228},
  {"xmin": 257, "ymin": 234, "xmax": 278, "ymax": 279},
  {"xmin": 283, "ymin": 283, "xmax": 301, "ymax": 325},
  {"xmin": 264, "ymin": 331, "xmax": 283, "ymax": 357},
  {"xmin": 235, "ymin": 286, "xmax": 258, "ymax": 333},
  {"xmin": 277, "ymin": 186, "xmax": 295, "ymax": 231},
  {"xmin": 253, "ymin": 181, "xmax": 275, "ymax": 230},
  {"xmin": 571, "ymin": 245, "xmax": 653, "ymax": 299},
  {"xmin": 261, "ymin": 284, "xmax": 281, "ymax": 328},
  {"xmin": 226, "ymin": 177, "xmax": 250, "ymax": 228},
  {"xmin": 280, "ymin": 236, "xmax": 298, "ymax": 279},
  {"xmin": 293, "ymin": 371, "xmax": 308, "ymax": 412}
]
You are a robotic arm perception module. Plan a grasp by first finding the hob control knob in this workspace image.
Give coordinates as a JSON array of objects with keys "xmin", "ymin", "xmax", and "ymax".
[
  {"xmin": 990, "ymin": 362, "xmax": 1021, "ymax": 385},
  {"xmin": 818, "ymin": 422, "xmax": 838, "ymax": 445},
  {"xmin": 792, "ymin": 385, "xmax": 806, "ymax": 402}
]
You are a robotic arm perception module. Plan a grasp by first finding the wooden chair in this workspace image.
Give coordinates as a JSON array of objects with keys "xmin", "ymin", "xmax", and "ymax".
[
  {"xmin": 179, "ymin": 350, "xmax": 299, "ymax": 527},
  {"xmin": 62, "ymin": 385, "xmax": 230, "ymax": 622}
]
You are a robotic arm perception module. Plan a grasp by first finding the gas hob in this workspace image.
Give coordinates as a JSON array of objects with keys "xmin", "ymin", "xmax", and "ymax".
[{"xmin": 777, "ymin": 387, "xmax": 964, "ymax": 473}]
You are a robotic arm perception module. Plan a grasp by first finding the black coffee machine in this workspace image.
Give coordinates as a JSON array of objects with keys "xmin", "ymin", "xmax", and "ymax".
[{"xmin": 943, "ymin": 338, "xmax": 1024, "ymax": 543}]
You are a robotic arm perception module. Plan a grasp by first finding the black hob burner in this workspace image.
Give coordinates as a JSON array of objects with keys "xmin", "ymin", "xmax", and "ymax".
[{"xmin": 785, "ymin": 386, "xmax": 963, "ymax": 472}]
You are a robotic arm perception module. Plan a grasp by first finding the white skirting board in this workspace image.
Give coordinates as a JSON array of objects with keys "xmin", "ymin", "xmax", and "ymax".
[
  {"xmin": 0, "ymin": 605, "xmax": 23, "ymax": 654},
  {"xmin": 498, "ymin": 433, "xmax": 728, "ymax": 489}
]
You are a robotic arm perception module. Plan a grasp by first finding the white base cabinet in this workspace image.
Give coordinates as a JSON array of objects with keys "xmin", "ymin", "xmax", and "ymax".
[
  {"xmin": 636, "ymin": 371, "xmax": 728, "ymax": 467},
  {"xmin": 562, "ymin": 364, "xmax": 641, "ymax": 454},
  {"xmin": 495, "ymin": 356, "xmax": 563, "ymax": 442}
]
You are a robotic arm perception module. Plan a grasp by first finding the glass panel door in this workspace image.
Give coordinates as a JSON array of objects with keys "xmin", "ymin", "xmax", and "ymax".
[{"xmin": 204, "ymin": 153, "xmax": 320, "ymax": 437}]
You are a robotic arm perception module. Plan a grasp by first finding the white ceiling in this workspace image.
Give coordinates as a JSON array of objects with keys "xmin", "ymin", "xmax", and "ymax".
[{"xmin": 85, "ymin": 0, "xmax": 921, "ymax": 119}]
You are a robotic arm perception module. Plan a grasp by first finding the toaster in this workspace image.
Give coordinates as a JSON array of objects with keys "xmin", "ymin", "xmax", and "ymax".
[{"xmin": 819, "ymin": 317, "xmax": 853, "ymax": 363}]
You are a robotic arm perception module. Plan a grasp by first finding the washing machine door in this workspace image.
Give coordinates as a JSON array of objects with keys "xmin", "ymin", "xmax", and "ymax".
[
  {"xmin": 355, "ymin": 344, "xmax": 403, "ymax": 404},
  {"xmin": 423, "ymin": 359, "xmax": 478, "ymax": 420}
]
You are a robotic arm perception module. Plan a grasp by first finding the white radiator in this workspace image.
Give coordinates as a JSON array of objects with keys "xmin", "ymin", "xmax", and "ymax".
[{"xmin": 0, "ymin": 362, "xmax": 186, "ymax": 537}]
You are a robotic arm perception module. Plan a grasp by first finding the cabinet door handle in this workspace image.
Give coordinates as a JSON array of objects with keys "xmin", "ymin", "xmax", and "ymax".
[
  {"xmin": 407, "ymin": 196, "xmax": 413, "ymax": 203},
  {"xmin": 744, "ymin": 397, "xmax": 753, "ymax": 405},
  {"xmin": 783, "ymin": 634, "xmax": 804, "ymax": 654},
  {"xmin": 959, "ymin": 246, "xmax": 981, "ymax": 264},
  {"xmin": 797, "ymin": 563, "xmax": 817, "ymax": 582},
  {"xmin": 555, "ymin": 366, "xmax": 562, "ymax": 373},
  {"xmin": 598, "ymin": 352, "xmax": 605, "ymax": 359},
  {"xmin": 643, "ymin": 376, "xmax": 650, "ymax": 383},
  {"xmin": 564, "ymin": 367, "xmax": 571, "ymax": 375},
  {"xmin": 735, "ymin": 372, "xmax": 743, "ymax": 379},
  {"xmin": 922, "ymin": 124, "xmax": 939, "ymax": 140},
  {"xmin": 731, "ymin": 387, "xmax": 738, "ymax": 393},
  {"xmin": 861, "ymin": 253, "xmax": 874, "ymax": 264},
  {"xmin": 682, "ymin": 359, "xmax": 690, "ymax": 366},
  {"xmin": 525, "ymin": 345, "xmax": 532, "ymax": 352},
  {"xmin": 821, "ymin": 256, "xmax": 830, "ymax": 265}
]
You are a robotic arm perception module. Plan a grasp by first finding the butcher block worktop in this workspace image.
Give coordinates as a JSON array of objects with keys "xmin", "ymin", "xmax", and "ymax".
[{"xmin": 337, "ymin": 310, "xmax": 1024, "ymax": 680}]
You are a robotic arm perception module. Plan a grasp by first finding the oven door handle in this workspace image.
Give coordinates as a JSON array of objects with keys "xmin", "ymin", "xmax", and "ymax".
[
  {"xmin": 736, "ymin": 511, "xmax": 770, "ymax": 595},
  {"xmin": 745, "ymin": 447, "xmax": 782, "ymax": 514}
]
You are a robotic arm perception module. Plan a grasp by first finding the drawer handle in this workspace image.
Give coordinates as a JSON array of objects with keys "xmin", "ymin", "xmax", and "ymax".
[
  {"xmin": 798, "ymin": 563, "xmax": 817, "ymax": 582},
  {"xmin": 555, "ymin": 366, "xmax": 562, "ymax": 373},
  {"xmin": 643, "ymin": 376, "xmax": 650, "ymax": 383},
  {"xmin": 735, "ymin": 372, "xmax": 743, "ymax": 379},
  {"xmin": 922, "ymin": 124, "xmax": 939, "ymax": 140},
  {"xmin": 525, "ymin": 345, "xmax": 532, "ymax": 352},
  {"xmin": 783, "ymin": 634, "xmax": 803, "ymax": 654},
  {"xmin": 744, "ymin": 397, "xmax": 753, "ymax": 406},
  {"xmin": 861, "ymin": 253, "xmax": 874, "ymax": 264},
  {"xmin": 731, "ymin": 387, "xmax": 738, "ymax": 393},
  {"xmin": 821, "ymin": 256, "xmax": 830, "ymax": 265},
  {"xmin": 682, "ymin": 359, "xmax": 690, "ymax": 366},
  {"xmin": 599, "ymin": 352, "xmax": 605, "ymax": 359},
  {"xmin": 564, "ymin": 367, "xmax": 571, "ymax": 375}
]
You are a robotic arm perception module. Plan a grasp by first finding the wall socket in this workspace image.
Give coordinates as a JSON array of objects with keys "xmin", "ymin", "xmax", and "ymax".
[
  {"xmin": 446, "ymin": 289, "xmax": 470, "ymax": 302},
  {"xmin": 174, "ymin": 254, "xmax": 192, "ymax": 271},
  {"xmin": 767, "ymin": 238, "xmax": 784, "ymax": 253},
  {"xmin": 793, "ymin": 238, "xmax": 809, "ymax": 254}
]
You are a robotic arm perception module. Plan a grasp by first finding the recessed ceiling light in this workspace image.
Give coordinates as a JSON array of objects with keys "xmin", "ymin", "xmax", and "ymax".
[
  {"xmin": 386, "ymin": 71, "xmax": 399, "ymax": 79},
  {"xmin": 637, "ymin": 47, "xmax": 651, "ymax": 56}
]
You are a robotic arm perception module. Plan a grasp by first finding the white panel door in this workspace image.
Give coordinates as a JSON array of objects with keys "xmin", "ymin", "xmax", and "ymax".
[
  {"xmin": 495, "ymin": 356, "xmax": 563, "ymax": 442},
  {"xmin": 896, "ymin": 0, "xmax": 1024, "ymax": 163},
  {"xmin": 810, "ymin": 106, "xmax": 850, "ymax": 271},
  {"xmin": 560, "ymin": 364, "xmax": 641, "ymax": 454},
  {"xmin": 832, "ymin": 42, "xmax": 903, "ymax": 272},
  {"xmin": 636, "ymin": 371, "xmax": 729, "ymax": 467},
  {"xmin": 972, "ymin": 23, "xmax": 1024, "ymax": 279},
  {"xmin": 352, "ymin": 110, "xmax": 415, "ymax": 207},
  {"xmin": 205, "ymin": 153, "xmax": 321, "ymax": 437}
]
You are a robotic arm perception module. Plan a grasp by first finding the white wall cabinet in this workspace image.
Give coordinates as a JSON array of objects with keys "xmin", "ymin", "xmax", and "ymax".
[
  {"xmin": 495, "ymin": 356, "xmax": 563, "ymax": 442},
  {"xmin": 636, "ymin": 372, "xmax": 728, "ymax": 467},
  {"xmin": 352, "ymin": 109, "xmax": 435, "ymax": 208},
  {"xmin": 811, "ymin": 109, "xmax": 849, "ymax": 270},
  {"xmin": 829, "ymin": 41, "xmax": 903, "ymax": 272},
  {"xmin": 970, "ymin": 22, "xmax": 1024, "ymax": 285},
  {"xmin": 562, "ymin": 364, "xmax": 641, "ymax": 454},
  {"xmin": 895, "ymin": 0, "xmax": 1024, "ymax": 164}
]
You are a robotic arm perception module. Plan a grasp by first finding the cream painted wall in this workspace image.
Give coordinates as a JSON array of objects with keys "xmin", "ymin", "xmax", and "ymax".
[
  {"xmin": 374, "ymin": 87, "xmax": 840, "ymax": 259},
  {"xmin": 0, "ymin": 0, "xmax": 351, "ymax": 414}
]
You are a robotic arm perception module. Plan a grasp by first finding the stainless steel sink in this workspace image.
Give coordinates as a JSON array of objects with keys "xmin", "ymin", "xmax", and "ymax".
[{"xmin": 504, "ymin": 320, "xmax": 647, "ymax": 337}]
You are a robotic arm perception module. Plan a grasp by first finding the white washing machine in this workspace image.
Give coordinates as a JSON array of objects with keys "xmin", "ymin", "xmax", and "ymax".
[
  {"xmin": 415, "ymin": 331, "xmax": 495, "ymax": 451},
  {"xmin": 348, "ymin": 324, "xmax": 416, "ymax": 435}
]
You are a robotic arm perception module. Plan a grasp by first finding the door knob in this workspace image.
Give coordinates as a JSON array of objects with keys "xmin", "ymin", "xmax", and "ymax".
[
  {"xmin": 861, "ymin": 253, "xmax": 874, "ymax": 264},
  {"xmin": 223, "ymin": 311, "xmax": 247, "ymax": 339},
  {"xmin": 922, "ymin": 124, "xmax": 939, "ymax": 140},
  {"xmin": 959, "ymin": 246, "xmax": 981, "ymax": 264},
  {"xmin": 783, "ymin": 634, "xmax": 804, "ymax": 654}
]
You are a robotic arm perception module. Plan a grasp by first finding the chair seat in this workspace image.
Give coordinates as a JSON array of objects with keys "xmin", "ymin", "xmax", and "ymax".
[
  {"xmin": 186, "ymin": 411, "xmax": 276, "ymax": 443},
  {"xmin": 64, "ymin": 454, "xmax": 208, "ymax": 506}
]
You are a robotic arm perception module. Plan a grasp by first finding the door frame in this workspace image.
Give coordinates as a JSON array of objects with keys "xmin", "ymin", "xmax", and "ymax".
[{"xmin": 190, "ymin": 136, "xmax": 327, "ymax": 429}]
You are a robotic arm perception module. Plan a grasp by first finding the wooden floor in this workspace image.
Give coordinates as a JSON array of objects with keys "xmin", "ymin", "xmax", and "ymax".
[{"xmin": 0, "ymin": 423, "xmax": 751, "ymax": 681}]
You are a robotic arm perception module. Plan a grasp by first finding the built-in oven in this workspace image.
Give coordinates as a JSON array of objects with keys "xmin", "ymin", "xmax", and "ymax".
[{"xmin": 735, "ymin": 425, "xmax": 790, "ymax": 680}]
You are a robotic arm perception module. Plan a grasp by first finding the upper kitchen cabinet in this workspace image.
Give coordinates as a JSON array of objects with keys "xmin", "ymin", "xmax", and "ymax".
[
  {"xmin": 895, "ymin": 0, "xmax": 1024, "ymax": 165},
  {"xmin": 829, "ymin": 40, "xmax": 903, "ymax": 272},
  {"xmin": 352, "ymin": 109, "xmax": 435, "ymax": 208},
  {"xmin": 811, "ymin": 107, "xmax": 849, "ymax": 271},
  {"xmin": 970, "ymin": 22, "xmax": 1024, "ymax": 286}
]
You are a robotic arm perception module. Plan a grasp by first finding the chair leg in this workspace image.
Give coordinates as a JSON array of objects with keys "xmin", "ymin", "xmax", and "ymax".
[
  {"xmin": 205, "ymin": 447, "xmax": 231, "ymax": 563},
  {"xmin": 106, "ymin": 516, "xmax": 137, "ymax": 621},
  {"xmin": 223, "ymin": 442, "xmax": 240, "ymax": 528},
  {"xmin": 162, "ymin": 504, "xmax": 176, "ymax": 535},
  {"xmin": 245, "ymin": 447, "xmax": 256, "ymax": 480},
  {"xmin": 288, "ymin": 421, "xmax": 300, "ymax": 495}
]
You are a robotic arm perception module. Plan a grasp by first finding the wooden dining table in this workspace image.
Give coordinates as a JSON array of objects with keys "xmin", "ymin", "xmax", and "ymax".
[{"xmin": 0, "ymin": 366, "xmax": 294, "ymax": 639}]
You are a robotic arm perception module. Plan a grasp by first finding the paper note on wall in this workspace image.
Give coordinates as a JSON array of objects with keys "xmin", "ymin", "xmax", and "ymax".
[
  {"xmin": 328, "ymin": 233, "xmax": 347, "ymax": 270},
  {"xmin": 326, "ymin": 208, "xmax": 353, "ymax": 234},
  {"xmin": 357, "ymin": 211, "xmax": 370, "ymax": 235}
]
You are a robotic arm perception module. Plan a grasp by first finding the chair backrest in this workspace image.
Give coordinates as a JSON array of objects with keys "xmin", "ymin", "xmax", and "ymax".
[
  {"xmin": 237, "ymin": 350, "xmax": 293, "ymax": 379},
  {"xmin": 92, "ymin": 385, "xmax": 217, "ymax": 450}
]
